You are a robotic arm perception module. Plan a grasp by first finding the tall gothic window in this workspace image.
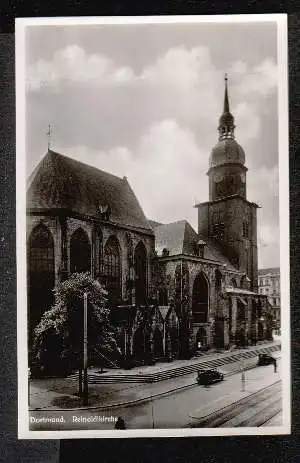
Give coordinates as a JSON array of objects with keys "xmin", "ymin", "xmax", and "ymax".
[
  {"xmin": 70, "ymin": 228, "xmax": 91, "ymax": 274},
  {"xmin": 28, "ymin": 224, "xmax": 55, "ymax": 340},
  {"xmin": 212, "ymin": 210, "xmax": 225, "ymax": 240},
  {"xmin": 97, "ymin": 228, "xmax": 103, "ymax": 279},
  {"xmin": 243, "ymin": 221, "xmax": 249, "ymax": 238},
  {"xmin": 29, "ymin": 224, "xmax": 55, "ymax": 274},
  {"xmin": 134, "ymin": 241, "xmax": 147, "ymax": 306},
  {"xmin": 158, "ymin": 287, "xmax": 168, "ymax": 306},
  {"xmin": 192, "ymin": 272, "xmax": 209, "ymax": 324},
  {"xmin": 102, "ymin": 236, "xmax": 121, "ymax": 306}
]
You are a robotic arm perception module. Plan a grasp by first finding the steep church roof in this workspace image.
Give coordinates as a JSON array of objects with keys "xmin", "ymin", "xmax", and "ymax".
[
  {"xmin": 153, "ymin": 220, "xmax": 197, "ymax": 256},
  {"xmin": 27, "ymin": 150, "xmax": 153, "ymax": 233},
  {"xmin": 152, "ymin": 219, "xmax": 239, "ymax": 271}
]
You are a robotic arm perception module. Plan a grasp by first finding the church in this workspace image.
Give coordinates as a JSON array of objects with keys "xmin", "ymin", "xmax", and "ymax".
[{"xmin": 27, "ymin": 77, "xmax": 273, "ymax": 365}]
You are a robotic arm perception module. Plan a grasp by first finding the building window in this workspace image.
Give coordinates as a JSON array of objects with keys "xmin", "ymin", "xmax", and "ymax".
[
  {"xmin": 28, "ymin": 224, "xmax": 55, "ymax": 338},
  {"xmin": 192, "ymin": 272, "xmax": 209, "ymax": 324},
  {"xmin": 134, "ymin": 241, "xmax": 147, "ymax": 306},
  {"xmin": 158, "ymin": 287, "xmax": 168, "ymax": 306},
  {"xmin": 243, "ymin": 221, "xmax": 249, "ymax": 238},
  {"xmin": 70, "ymin": 228, "xmax": 91, "ymax": 274},
  {"xmin": 212, "ymin": 222, "xmax": 225, "ymax": 240},
  {"xmin": 102, "ymin": 236, "xmax": 121, "ymax": 305},
  {"xmin": 29, "ymin": 226, "xmax": 55, "ymax": 273}
]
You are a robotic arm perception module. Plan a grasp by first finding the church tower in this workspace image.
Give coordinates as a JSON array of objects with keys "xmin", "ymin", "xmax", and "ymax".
[
  {"xmin": 208, "ymin": 74, "xmax": 247, "ymax": 201},
  {"xmin": 196, "ymin": 76, "xmax": 259, "ymax": 291}
]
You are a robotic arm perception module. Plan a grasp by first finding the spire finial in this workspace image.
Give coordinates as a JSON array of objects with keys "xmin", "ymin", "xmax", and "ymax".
[
  {"xmin": 218, "ymin": 74, "xmax": 235, "ymax": 140},
  {"xmin": 224, "ymin": 73, "xmax": 230, "ymax": 114},
  {"xmin": 47, "ymin": 123, "xmax": 52, "ymax": 150}
]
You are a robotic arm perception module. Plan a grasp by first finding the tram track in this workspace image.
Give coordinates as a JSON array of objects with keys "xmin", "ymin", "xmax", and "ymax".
[{"xmin": 188, "ymin": 380, "xmax": 282, "ymax": 428}]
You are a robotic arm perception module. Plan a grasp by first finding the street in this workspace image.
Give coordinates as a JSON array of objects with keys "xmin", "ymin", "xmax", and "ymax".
[{"xmin": 29, "ymin": 357, "xmax": 282, "ymax": 431}]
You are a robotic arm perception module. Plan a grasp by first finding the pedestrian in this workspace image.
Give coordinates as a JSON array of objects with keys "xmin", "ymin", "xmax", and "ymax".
[
  {"xmin": 115, "ymin": 416, "xmax": 126, "ymax": 430},
  {"xmin": 273, "ymin": 358, "xmax": 277, "ymax": 373}
]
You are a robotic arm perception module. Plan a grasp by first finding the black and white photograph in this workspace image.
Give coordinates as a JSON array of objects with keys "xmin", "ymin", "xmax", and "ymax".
[{"xmin": 16, "ymin": 14, "xmax": 290, "ymax": 439}]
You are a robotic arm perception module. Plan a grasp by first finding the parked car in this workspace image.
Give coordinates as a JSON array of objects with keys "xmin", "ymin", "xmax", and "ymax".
[
  {"xmin": 196, "ymin": 369, "xmax": 224, "ymax": 386},
  {"xmin": 257, "ymin": 353, "xmax": 276, "ymax": 366}
]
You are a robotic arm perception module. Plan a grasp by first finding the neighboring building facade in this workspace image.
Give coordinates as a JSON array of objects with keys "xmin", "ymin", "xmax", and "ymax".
[
  {"xmin": 258, "ymin": 267, "xmax": 281, "ymax": 333},
  {"xmin": 27, "ymin": 77, "xmax": 274, "ymax": 366}
]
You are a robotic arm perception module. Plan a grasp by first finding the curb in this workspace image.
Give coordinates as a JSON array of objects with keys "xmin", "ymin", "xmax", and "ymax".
[
  {"xmin": 187, "ymin": 379, "xmax": 281, "ymax": 424},
  {"xmin": 29, "ymin": 360, "xmax": 271, "ymax": 413}
]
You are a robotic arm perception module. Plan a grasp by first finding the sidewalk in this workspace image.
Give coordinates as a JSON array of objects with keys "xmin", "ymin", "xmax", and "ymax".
[{"xmin": 29, "ymin": 341, "xmax": 280, "ymax": 411}]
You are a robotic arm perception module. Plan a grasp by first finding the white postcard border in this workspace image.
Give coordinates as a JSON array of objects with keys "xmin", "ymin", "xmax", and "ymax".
[{"xmin": 16, "ymin": 13, "xmax": 290, "ymax": 439}]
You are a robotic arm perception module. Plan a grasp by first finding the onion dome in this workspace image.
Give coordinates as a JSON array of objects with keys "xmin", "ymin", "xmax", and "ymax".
[
  {"xmin": 209, "ymin": 138, "xmax": 245, "ymax": 168},
  {"xmin": 209, "ymin": 74, "xmax": 245, "ymax": 168}
]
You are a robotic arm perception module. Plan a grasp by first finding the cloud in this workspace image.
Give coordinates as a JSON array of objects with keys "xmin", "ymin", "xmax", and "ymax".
[
  {"xmin": 233, "ymin": 101, "xmax": 262, "ymax": 146},
  {"xmin": 56, "ymin": 119, "xmax": 208, "ymax": 228},
  {"xmin": 27, "ymin": 44, "xmax": 278, "ymax": 158},
  {"xmin": 229, "ymin": 58, "xmax": 277, "ymax": 98},
  {"xmin": 56, "ymin": 118, "xmax": 279, "ymax": 269},
  {"xmin": 26, "ymin": 44, "xmax": 279, "ymax": 267},
  {"xmin": 141, "ymin": 46, "xmax": 215, "ymax": 90},
  {"xmin": 26, "ymin": 44, "xmax": 135, "ymax": 91}
]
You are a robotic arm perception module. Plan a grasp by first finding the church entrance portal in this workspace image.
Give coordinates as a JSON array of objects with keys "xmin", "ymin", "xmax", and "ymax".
[
  {"xmin": 196, "ymin": 327, "xmax": 207, "ymax": 351},
  {"xmin": 153, "ymin": 328, "xmax": 164, "ymax": 359},
  {"xmin": 132, "ymin": 327, "xmax": 151, "ymax": 362}
]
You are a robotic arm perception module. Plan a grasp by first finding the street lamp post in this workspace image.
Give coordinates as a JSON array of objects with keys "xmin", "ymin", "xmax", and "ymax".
[
  {"xmin": 241, "ymin": 361, "xmax": 246, "ymax": 392},
  {"xmin": 151, "ymin": 398, "xmax": 155, "ymax": 429},
  {"xmin": 83, "ymin": 292, "xmax": 89, "ymax": 406}
]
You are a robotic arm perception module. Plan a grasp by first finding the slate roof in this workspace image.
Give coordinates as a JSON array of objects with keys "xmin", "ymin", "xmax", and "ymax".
[
  {"xmin": 148, "ymin": 219, "xmax": 164, "ymax": 229},
  {"xmin": 27, "ymin": 150, "xmax": 153, "ymax": 233},
  {"xmin": 152, "ymin": 219, "xmax": 239, "ymax": 271}
]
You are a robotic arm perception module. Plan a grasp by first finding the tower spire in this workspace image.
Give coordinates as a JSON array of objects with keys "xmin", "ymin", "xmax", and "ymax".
[
  {"xmin": 218, "ymin": 74, "xmax": 235, "ymax": 140},
  {"xmin": 224, "ymin": 73, "xmax": 230, "ymax": 113}
]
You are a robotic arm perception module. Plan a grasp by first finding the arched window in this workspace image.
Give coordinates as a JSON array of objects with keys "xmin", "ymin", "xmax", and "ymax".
[
  {"xmin": 231, "ymin": 278, "xmax": 237, "ymax": 288},
  {"xmin": 28, "ymin": 224, "xmax": 55, "ymax": 339},
  {"xmin": 192, "ymin": 272, "xmax": 209, "ymax": 324},
  {"xmin": 102, "ymin": 236, "xmax": 121, "ymax": 306},
  {"xmin": 153, "ymin": 328, "xmax": 164, "ymax": 359},
  {"xmin": 158, "ymin": 287, "xmax": 168, "ymax": 306},
  {"xmin": 125, "ymin": 233, "xmax": 133, "ymax": 265},
  {"xmin": 215, "ymin": 269, "xmax": 222, "ymax": 291},
  {"xmin": 132, "ymin": 327, "xmax": 151, "ymax": 361},
  {"xmin": 97, "ymin": 228, "xmax": 103, "ymax": 279},
  {"xmin": 134, "ymin": 241, "xmax": 147, "ymax": 306},
  {"xmin": 70, "ymin": 228, "xmax": 91, "ymax": 274}
]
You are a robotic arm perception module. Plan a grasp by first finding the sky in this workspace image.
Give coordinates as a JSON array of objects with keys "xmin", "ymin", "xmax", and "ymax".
[{"xmin": 24, "ymin": 19, "xmax": 280, "ymax": 269}]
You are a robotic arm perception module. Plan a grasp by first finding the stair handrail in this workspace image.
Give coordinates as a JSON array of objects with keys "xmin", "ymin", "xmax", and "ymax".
[{"xmin": 92, "ymin": 347, "xmax": 120, "ymax": 369}]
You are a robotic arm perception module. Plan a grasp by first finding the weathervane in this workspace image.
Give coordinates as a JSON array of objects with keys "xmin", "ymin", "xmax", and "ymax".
[{"xmin": 47, "ymin": 123, "xmax": 52, "ymax": 150}]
